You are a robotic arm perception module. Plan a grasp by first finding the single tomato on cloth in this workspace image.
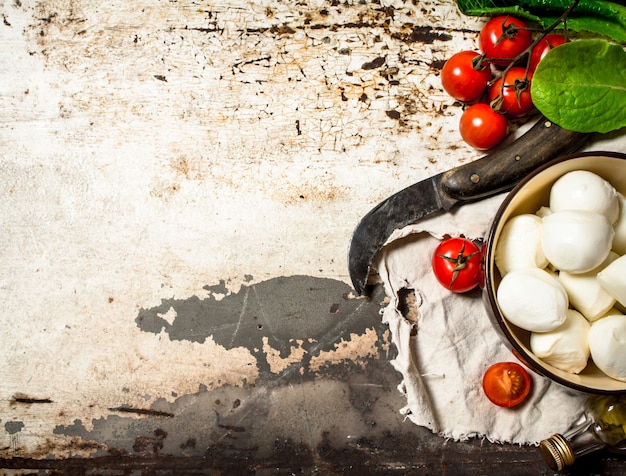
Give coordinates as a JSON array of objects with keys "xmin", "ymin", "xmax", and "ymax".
[{"xmin": 431, "ymin": 237, "xmax": 482, "ymax": 293}]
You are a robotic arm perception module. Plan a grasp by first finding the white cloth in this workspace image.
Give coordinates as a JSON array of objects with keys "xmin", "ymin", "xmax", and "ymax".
[{"xmin": 375, "ymin": 195, "xmax": 587, "ymax": 444}]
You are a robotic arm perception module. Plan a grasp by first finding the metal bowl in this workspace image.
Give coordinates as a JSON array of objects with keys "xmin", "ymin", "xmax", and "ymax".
[{"xmin": 483, "ymin": 151, "xmax": 626, "ymax": 394}]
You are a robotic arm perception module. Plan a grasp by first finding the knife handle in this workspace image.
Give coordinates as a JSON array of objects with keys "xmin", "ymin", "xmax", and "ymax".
[{"xmin": 440, "ymin": 117, "xmax": 590, "ymax": 201}]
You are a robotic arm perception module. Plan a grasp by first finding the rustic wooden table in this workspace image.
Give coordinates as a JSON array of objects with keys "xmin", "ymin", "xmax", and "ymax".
[
  {"xmin": 1, "ymin": 0, "xmax": 624, "ymax": 474},
  {"xmin": 0, "ymin": 282, "xmax": 625, "ymax": 474},
  {"xmin": 0, "ymin": 285, "xmax": 624, "ymax": 475}
]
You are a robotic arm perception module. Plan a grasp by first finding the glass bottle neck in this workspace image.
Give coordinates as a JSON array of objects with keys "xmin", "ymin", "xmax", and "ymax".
[
  {"xmin": 567, "ymin": 427, "xmax": 608, "ymax": 459},
  {"xmin": 540, "ymin": 420, "xmax": 607, "ymax": 471},
  {"xmin": 540, "ymin": 395, "xmax": 626, "ymax": 471}
]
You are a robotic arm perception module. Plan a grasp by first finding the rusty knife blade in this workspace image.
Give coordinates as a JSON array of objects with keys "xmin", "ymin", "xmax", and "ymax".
[{"xmin": 348, "ymin": 117, "xmax": 591, "ymax": 296}]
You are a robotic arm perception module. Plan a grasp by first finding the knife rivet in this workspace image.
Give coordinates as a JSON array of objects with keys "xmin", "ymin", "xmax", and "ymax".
[
  {"xmin": 515, "ymin": 155, "xmax": 521, "ymax": 161},
  {"xmin": 544, "ymin": 120, "xmax": 552, "ymax": 128},
  {"xmin": 470, "ymin": 173, "xmax": 480, "ymax": 184}
]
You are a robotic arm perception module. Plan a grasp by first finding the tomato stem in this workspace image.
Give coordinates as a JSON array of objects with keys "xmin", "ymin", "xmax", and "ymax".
[
  {"xmin": 487, "ymin": 0, "xmax": 580, "ymax": 113},
  {"xmin": 471, "ymin": 53, "xmax": 489, "ymax": 71},
  {"xmin": 436, "ymin": 240, "xmax": 481, "ymax": 288},
  {"xmin": 494, "ymin": 16, "xmax": 520, "ymax": 47}
]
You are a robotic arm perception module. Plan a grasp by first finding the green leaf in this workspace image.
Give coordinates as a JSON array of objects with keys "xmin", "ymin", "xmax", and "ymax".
[
  {"xmin": 454, "ymin": 1, "xmax": 626, "ymax": 43},
  {"xmin": 556, "ymin": 16, "xmax": 626, "ymax": 44},
  {"xmin": 530, "ymin": 39, "xmax": 626, "ymax": 133}
]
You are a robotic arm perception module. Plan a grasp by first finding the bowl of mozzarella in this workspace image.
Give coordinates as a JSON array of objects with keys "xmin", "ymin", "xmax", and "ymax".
[{"xmin": 483, "ymin": 151, "xmax": 626, "ymax": 394}]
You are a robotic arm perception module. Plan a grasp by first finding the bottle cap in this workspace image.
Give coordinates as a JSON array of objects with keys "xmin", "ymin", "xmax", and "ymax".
[{"xmin": 539, "ymin": 434, "xmax": 575, "ymax": 471}]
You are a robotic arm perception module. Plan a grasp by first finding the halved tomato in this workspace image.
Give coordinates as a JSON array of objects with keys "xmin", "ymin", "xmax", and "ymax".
[{"xmin": 482, "ymin": 362, "xmax": 531, "ymax": 408}]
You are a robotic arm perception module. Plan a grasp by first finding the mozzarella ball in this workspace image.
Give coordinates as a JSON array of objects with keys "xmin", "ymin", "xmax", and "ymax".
[
  {"xmin": 530, "ymin": 309, "xmax": 590, "ymax": 374},
  {"xmin": 612, "ymin": 193, "xmax": 626, "ymax": 255},
  {"xmin": 542, "ymin": 210, "xmax": 614, "ymax": 273},
  {"xmin": 588, "ymin": 314, "xmax": 626, "ymax": 381},
  {"xmin": 550, "ymin": 170, "xmax": 619, "ymax": 224},
  {"xmin": 497, "ymin": 268, "xmax": 568, "ymax": 332},
  {"xmin": 597, "ymin": 254, "xmax": 626, "ymax": 308},
  {"xmin": 558, "ymin": 252, "xmax": 618, "ymax": 322},
  {"xmin": 495, "ymin": 214, "xmax": 548, "ymax": 276}
]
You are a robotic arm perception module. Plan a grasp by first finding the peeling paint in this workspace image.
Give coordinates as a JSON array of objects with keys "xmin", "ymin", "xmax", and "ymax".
[
  {"xmin": 136, "ymin": 275, "xmax": 390, "ymax": 384},
  {"xmin": 136, "ymin": 276, "xmax": 380, "ymax": 363},
  {"xmin": 3, "ymin": 1, "xmax": 625, "ymax": 471},
  {"xmin": 309, "ymin": 327, "xmax": 382, "ymax": 372},
  {"xmin": 0, "ymin": 0, "xmax": 490, "ymax": 462},
  {"xmin": 262, "ymin": 336, "xmax": 308, "ymax": 374},
  {"xmin": 50, "ymin": 313, "xmax": 400, "ymax": 460}
]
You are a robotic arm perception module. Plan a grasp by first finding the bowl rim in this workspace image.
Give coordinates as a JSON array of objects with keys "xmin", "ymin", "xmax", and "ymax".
[{"xmin": 483, "ymin": 150, "xmax": 626, "ymax": 395}]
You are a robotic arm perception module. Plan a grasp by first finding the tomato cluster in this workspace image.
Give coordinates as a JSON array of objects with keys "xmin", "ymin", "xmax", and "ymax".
[{"xmin": 441, "ymin": 16, "xmax": 568, "ymax": 150}]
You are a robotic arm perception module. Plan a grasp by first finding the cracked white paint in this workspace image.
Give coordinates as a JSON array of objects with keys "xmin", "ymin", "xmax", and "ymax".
[{"xmin": 0, "ymin": 0, "xmax": 486, "ymax": 457}]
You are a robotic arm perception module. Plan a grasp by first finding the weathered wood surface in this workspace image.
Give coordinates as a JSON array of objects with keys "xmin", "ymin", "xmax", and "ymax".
[{"xmin": 1, "ymin": 0, "xmax": 625, "ymax": 473}]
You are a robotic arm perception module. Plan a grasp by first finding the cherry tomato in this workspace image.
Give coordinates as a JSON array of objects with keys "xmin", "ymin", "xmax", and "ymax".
[
  {"xmin": 441, "ymin": 51, "xmax": 492, "ymax": 102},
  {"xmin": 479, "ymin": 16, "xmax": 532, "ymax": 67},
  {"xmin": 529, "ymin": 34, "xmax": 569, "ymax": 73},
  {"xmin": 432, "ymin": 237, "xmax": 482, "ymax": 293},
  {"xmin": 482, "ymin": 362, "xmax": 532, "ymax": 408},
  {"xmin": 488, "ymin": 67, "xmax": 534, "ymax": 119},
  {"xmin": 459, "ymin": 103, "xmax": 508, "ymax": 150}
]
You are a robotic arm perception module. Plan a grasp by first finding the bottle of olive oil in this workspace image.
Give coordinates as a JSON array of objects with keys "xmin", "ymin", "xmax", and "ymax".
[{"xmin": 539, "ymin": 395, "xmax": 626, "ymax": 471}]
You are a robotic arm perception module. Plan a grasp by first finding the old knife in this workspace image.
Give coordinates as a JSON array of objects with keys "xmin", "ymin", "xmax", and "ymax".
[{"xmin": 348, "ymin": 117, "xmax": 590, "ymax": 296}]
